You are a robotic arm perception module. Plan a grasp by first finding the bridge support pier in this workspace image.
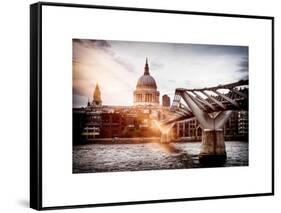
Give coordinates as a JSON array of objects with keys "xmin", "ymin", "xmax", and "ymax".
[
  {"xmin": 160, "ymin": 133, "xmax": 171, "ymax": 143},
  {"xmin": 181, "ymin": 92, "xmax": 232, "ymax": 164},
  {"xmin": 159, "ymin": 123, "xmax": 174, "ymax": 143},
  {"xmin": 199, "ymin": 129, "xmax": 226, "ymax": 163}
]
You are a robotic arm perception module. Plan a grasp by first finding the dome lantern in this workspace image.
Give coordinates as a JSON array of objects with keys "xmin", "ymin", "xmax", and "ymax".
[{"xmin": 144, "ymin": 57, "xmax": 149, "ymax": 75}]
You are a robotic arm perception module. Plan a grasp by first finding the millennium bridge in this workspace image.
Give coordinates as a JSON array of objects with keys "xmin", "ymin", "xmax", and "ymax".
[{"xmin": 158, "ymin": 79, "xmax": 248, "ymax": 164}]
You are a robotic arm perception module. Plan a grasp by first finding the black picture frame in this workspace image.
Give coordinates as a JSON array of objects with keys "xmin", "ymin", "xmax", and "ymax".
[{"xmin": 30, "ymin": 1, "xmax": 275, "ymax": 210}]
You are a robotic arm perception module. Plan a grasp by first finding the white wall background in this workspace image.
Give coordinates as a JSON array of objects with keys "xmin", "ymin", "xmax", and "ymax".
[{"xmin": 0, "ymin": 0, "xmax": 279, "ymax": 212}]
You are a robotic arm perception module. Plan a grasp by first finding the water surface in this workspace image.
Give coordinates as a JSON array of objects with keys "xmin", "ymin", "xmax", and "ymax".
[{"xmin": 73, "ymin": 141, "xmax": 248, "ymax": 173}]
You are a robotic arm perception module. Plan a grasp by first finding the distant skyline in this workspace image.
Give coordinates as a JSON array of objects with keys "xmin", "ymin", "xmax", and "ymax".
[{"xmin": 73, "ymin": 39, "xmax": 248, "ymax": 107}]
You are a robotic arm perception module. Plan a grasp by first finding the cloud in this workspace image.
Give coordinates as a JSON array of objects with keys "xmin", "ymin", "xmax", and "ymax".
[
  {"xmin": 73, "ymin": 39, "xmax": 111, "ymax": 50},
  {"xmin": 235, "ymin": 56, "xmax": 249, "ymax": 80},
  {"xmin": 150, "ymin": 61, "xmax": 164, "ymax": 70},
  {"xmin": 237, "ymin": 56, "xmax": 248, "ymax": 72},
  {"xmin": 73, "ymin": 39, "xmax": 135, "ymax": 74},
  {"xmin": 73, "ymin": 39, "xmax": 249, "ymax": 107},
  {"xmin": 113, "ymin": 56, "xmax": 136, "ymax": 73}
]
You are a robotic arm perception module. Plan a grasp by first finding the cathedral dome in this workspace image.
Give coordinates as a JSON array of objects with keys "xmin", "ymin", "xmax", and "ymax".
[
  {"xmin": 133, "ymin": 58, "xmax": 160, "ymax": 106},
  {"xmin": 136, "ymin": 75, "xmax": 157, "ymax": 89},
  {"xmin": 136, "ymin": 58, "xmax": 157, "ymax": 89}
]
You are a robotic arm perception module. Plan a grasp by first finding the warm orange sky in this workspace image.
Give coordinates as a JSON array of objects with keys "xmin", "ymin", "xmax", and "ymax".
[{"xmin": 73, "ymin": 39, "xmax": 248, "ymax": 108}]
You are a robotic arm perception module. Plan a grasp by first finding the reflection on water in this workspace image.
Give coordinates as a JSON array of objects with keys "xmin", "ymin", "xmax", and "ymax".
[{"xmin": 73, "ymin": 141, "xmax": 248, "ymax": 173}]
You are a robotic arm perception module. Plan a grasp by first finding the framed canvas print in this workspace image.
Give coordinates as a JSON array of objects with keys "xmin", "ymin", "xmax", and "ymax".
[{"xmin": 30, "ymin": 1, "xmax": 274, "ymax": 210}]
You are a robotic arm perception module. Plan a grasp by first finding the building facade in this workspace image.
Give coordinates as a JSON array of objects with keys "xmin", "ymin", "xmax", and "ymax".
[
  {"xmin": 238, "ymin": 111, "xmax": 248, "ymax": 136},
  {"xmin": 162, "ymin": 94, "xmax": 171, "ymax": 107}
]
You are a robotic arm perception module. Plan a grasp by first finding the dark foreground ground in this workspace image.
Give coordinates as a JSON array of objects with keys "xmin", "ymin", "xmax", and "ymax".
[{"xmin": 73, "ymin": 141, "xmax": 248, "ymax": 173}]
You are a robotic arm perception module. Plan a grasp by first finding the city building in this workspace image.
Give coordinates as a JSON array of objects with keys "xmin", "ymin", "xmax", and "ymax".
[
  {"xmin": 238, "ymin": 111, "xmax": 248, "ymax": 136},
  {"xmin": 162, "ymin": 94, "xmax": 171, "ymax": 107},
  {"xmin": 171, "ymin": 118, "xmax": 201, "ymax": 141}
]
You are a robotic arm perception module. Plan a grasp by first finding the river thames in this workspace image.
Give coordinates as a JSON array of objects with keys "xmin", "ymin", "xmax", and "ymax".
[{"xmin": 73, "ymin": 141, "xmax": 248, "ymax": 173}]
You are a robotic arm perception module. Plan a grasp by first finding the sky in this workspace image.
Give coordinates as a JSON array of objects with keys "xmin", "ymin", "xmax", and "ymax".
[{"xmin": 73, "ymin": 39, "xmax": 248, "ymax": 108}]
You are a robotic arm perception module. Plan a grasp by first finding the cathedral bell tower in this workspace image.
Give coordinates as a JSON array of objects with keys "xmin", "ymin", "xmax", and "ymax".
[{"xmin": 92, "ymin": 83, "xmax": 102, "ymax": 107}]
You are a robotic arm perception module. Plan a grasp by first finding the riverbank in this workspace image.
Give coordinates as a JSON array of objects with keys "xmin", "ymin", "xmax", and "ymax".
[
  {"xmin": 74, "ymin": 136, "xmax": 248, "ymax": 145},
  {"xmin": 76, "ymin": 137, "xmax": 161, "ymax": 145}
]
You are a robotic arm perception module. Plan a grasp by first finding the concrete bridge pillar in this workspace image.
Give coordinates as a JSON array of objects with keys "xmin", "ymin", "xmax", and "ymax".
[
  {"xmin": 199, "ymin": 129, "xmax": 226, "ymax": 163},
  {"xmin": 159, "ymin": 123, "xmax": 174, "ymax": 143},
  {"xmin": 160, "ymin": 133, "xmax": 171, "ymax": 143},
  {"xmin": 181, "ymin": 92, "xmax": 232, "ymax": 164}
]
